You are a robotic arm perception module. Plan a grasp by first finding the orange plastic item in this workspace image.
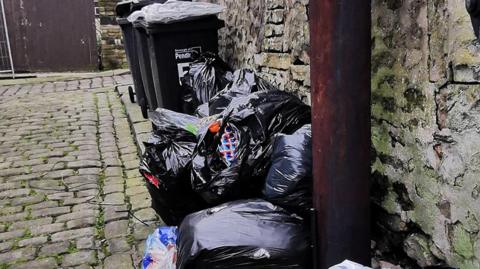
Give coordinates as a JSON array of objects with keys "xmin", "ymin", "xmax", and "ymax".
[{"xmin": 209, "ymin": 121, "xmax": 221, "ymax": 133}]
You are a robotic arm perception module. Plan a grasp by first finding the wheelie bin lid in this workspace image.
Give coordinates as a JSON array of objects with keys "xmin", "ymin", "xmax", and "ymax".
[
  {"xmin": 139, "ymin": 1, "xmax": 224, "ymax": 24},
  {"xmin": 116, "ymin": 0, "xmax": 168, "ymax": 18},
  {"xmin": 133, "ymin": 16, "xmax": 224, "ymax": 34}
]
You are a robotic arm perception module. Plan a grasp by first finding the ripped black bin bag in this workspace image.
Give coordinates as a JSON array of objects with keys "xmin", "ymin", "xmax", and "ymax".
[
  {"xmin": 191, "ymin": 90, "xmax": 311, "ymax": 204},
  {"xmin": 181, "ymin": 53, "xmax": 233, "ymax": 114},
  {"xmin": 208, "ymin": 69, "xmax": 276, "ymax": 115},
  {"xmin": 149, "ymin": 108, "xmax": 202, "ymax": 139},
  {"xmin": 177, "ymin": 199, "xmax": 311, "ymax": 269},
  {"xmin": 263, "ymin": 124, "xmax": 312, "ymax": 216},
  {"xmin": 139, "ymin": 109, "xmax": 207, "ymax": 225}
]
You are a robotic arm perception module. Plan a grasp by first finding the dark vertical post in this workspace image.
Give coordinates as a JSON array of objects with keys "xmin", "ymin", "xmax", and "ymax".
[{"xmin": 309, "ymin": 1, "xmax": 371, "ymax": 268}]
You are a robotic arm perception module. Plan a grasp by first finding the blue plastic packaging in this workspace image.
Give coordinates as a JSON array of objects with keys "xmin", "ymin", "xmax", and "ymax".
[{"xmin": 142, "ymin": 227, "xmax": 178, "ymax": 269}]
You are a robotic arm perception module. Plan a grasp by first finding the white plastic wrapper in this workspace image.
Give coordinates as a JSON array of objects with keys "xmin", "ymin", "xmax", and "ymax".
[
  {"xmin": 127, "ymin": 10, "xmax": 145, "ymax": 22},
  {"xmin": 329, "ymin": 260, "xmax": 372, "ymax": 269},
  {"xmin": 142, "ymin": 0, "xmax": 224, "ymax": 24}
]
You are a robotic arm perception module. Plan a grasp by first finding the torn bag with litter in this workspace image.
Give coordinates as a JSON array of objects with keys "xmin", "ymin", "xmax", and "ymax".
[
  {"xmin": 263, "ymin": 124, "xmax": 312, "ymax": 216},
  {"xmin": 181, "ymin": 53, "xmax": 233, "ymax": 114},
  {"xmin": 140, "ymin": 109, "xmax": 207, "ymax": 225},
  {"xmin": 177, "ymin": 199, "xmax": 311, "ymax": 269},
  {"xmin": 208, "ymin": 68, "xmax": 276, "ymax": 115},
  {"xmin": 191, "ymin": 90, "xmax": 312, "ymax": 204}
]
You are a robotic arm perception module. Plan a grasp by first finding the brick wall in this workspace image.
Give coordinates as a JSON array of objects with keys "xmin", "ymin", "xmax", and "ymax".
[
  {"xmin": 93, "ymin": 0, "xmax": 311, "ymax": 91},
  {"xmin": 205, "ymin": 0, "xmax": 311, "ymax": 103},
  {"xmin": 95, "ymin": 0, "xmax": 127, "ymax": 70}
]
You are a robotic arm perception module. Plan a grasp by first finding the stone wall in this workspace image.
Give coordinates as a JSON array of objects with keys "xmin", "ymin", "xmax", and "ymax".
[
  {"xmin": 94, "ymin": 0, "xmax": 310, "ymax": 80},
  {"xmin": 205, "ymin": 0, "xmax": 311, "ymax": 103},
  {"xmin": 371, "ymin": 0, "xmax": 480, "ymax": 268},
  {"xmin": 86, "ymin": 0, "xmax": 480, "ymax": 267},
  {"xmin": 96, "ymin": 0, "xmax": 127, "ymax": 70}
]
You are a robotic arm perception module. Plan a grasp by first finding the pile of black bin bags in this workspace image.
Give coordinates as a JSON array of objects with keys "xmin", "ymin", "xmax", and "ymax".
[{"xmin": 139, "ymin": 54, "xmax": 313, "ymax": 268}]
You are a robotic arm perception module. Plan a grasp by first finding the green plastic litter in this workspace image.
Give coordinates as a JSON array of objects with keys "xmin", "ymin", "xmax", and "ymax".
[{"xmin": 185, "ymin": 123, "xmax": 198, "ymax": 135}]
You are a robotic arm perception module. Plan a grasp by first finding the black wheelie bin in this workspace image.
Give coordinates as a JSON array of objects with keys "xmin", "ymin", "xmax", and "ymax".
[
  {"xmin": 132, "ymin": 20, "xmax": 157, "ymax": 117},
  {"xmin": 134, "ymin": 2, "xmax": 224, "ymax": 113},
  {"xmin": 116, "ymin": 0, "xmax": 166, "ymax": 118}
]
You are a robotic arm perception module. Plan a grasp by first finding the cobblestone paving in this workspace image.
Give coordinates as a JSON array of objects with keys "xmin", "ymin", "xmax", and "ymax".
[
  {"xmin": 0, "ymin": 74, "xmax": 132, "ymax": 97},
  {"xmin": 0, "ymin": 74, "xmax": 161, "ymax": 268}
]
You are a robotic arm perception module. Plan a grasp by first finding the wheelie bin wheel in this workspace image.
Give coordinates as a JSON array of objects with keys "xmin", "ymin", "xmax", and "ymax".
[{"xmin": 128, "ymin": 86, "xmax": 136, "ymax": 103}]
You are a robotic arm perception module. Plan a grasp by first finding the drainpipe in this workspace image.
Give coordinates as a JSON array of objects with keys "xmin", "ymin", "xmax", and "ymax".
[{"xmin": 309, "ymin": 1, "xmax": 371, "ymax": 268}]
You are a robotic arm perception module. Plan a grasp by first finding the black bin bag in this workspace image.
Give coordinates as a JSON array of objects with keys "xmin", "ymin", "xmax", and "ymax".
[
  {"xmin": 208, "ymin": 69, "xmax": 276, "ymax": 115},
  {"xmin": 177, "ymin": 199, "xmax": 311, "ymax": 269},
  {"xmin": 263, "ymin": 124, "xmax": 312, "ymax": 216},
  {"xmin": 194, "ymin": 103, "xmax": 209, "ymax": 118},
  {"xmin": 139, "ymin": 108, "xmax": 207, "ymax": 225},
  {"xmin": 191, "ymin": 90, "xmax": 311, "ymax": 204},
  {"xmin": 181, "ymin": 53, "xmax": 233, "ymax": 114}
]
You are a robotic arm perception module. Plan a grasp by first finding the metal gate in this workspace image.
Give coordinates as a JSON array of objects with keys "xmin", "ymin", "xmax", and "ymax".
[
  {"xmin": 0, "ymin": 0, "xmax": 14, "ymax": 77},
  {"xmin": 4, "ymin": 0, "xmax": 98, "ymax": 72}
]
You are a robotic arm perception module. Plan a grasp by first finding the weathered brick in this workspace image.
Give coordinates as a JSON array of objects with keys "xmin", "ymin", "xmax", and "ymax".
[
  {"xmin": 31, "ymin": 206, "xmax": 70, "ymax": 218},
  {"xmin": 30, "ymin": 223, "xmax": 65, "ymax": 236},
  {"xmin": 0, "ymin": 205, "xmax": 23, "ymax": 215},
  {"xmin": 17, "ymin": 236, "xmax": 48, "ymax": 247},
  {"xmin": 0, "ymin": 182, "xmax": 21, "ymax": 191},
  {"xmin": 66, "ymin": 217, "xmax": 97, "ymax": 229},
  {"xmin": 25, "ymin": 201, "xmax": 59, "ymax": 210},
  {"xmin": 51, "ymin": 227, "xmax": 95, "ymax": 241},
  {"xmin": 47, "ymin": 192, "xmax": 74, "ymax": 200},
  {"xmin": 39, "ymin": 241, "xmax": 70, "ymax": 256},
  {"xmin": 0, "ymin": 188, "xmax": 30, "ymax": 199},
  {"xmin": 10, "ymin": 194, "xmax": 45, "ymax": 206},
  {"xmin": 103, "ymin": 253, "xmax": 133, "ymax": 269},
  {"xmin": 62, "ymin": 250, "xmax": 96, "ymax": 267},
  {"xmin": 76, "ymin": 236, "xmax": 95, "ymax": 250},
  {"xmin": 104, "ymin": 192, "xmax": 125, "ymax": 204},
  {"xmin": 67, "ymin": 160, "xmax": 102, "ymax": 169},
  {"xmin": 9, "ymin": 217, "xmax": 53, "ymax": 231},
  {"xmin": 0, "ymin": 241, "xmax": 13, "ymax": 252},
  {"xmin": 56, "ymin": 209, "xmax": 98, "ymax": 222},
  {"xmin": 104, "ymin": 220, "xmax": 129, "ymax": 239},
  {"xmin": 0, "ymin": 229, "xmax": 25, "ymax": 242},
  {"xmin": 10, "ymin": 257, "xmax": 58, "ymax": 269},
  {"xmin": 108, "ymin": 238, "xmax": 131, "ymax": 253},
  {"xmin": 0, "ymin": 212, "xmax": 29, "ymax": 223},
  {"xmin": 0, "ymin": 247, "xmax": 36, "ymax": 263}
]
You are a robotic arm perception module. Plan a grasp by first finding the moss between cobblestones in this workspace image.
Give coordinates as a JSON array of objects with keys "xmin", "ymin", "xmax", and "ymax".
[
  {"xmin": 25, "ymin": 208, "xmax": 32, "ymax": 220},
  {"xmin": 21, "ymin": 229, "xmax": 32, "ymax": 240},
  {"xmin": 69, "ymin": 143, "xmax": 79, "ymax": 151},
  {"xmin": 108, "ymin": 91, "xmax": 145, "ymax": 255},
  {"xmin": 53, "ymin": 254, "xmax": 64, "ymax": 265},
  {"xmin": 93, "ymin": 92, "xmax": 111, "ymax": 263},
  {"xmin": 67, "ymin": 242, "xmax": 78, "ymax": 254},
  {"xmin": 126, "ymin": 234, "xmax": 135, "ymax": 246},
  {"xmin": 98, "ymin": 174, "xmax": 106, "ymax": 198},
  {"xmin": 11, "ymin": 229, "xmax": 32, "ymax": 250},
  {"xmin": 3, "ymin": 223, "xmax": 11, "ymax": 231},
  {"xmin": 95, "ymin": 205, "xmax": 105, "ymax": 240}
]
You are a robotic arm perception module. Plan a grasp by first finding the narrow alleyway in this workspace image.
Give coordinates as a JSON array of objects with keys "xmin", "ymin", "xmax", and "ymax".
[{"xmin": 0, "ymin": 74, "xmax": 160, "ymax": 269}]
